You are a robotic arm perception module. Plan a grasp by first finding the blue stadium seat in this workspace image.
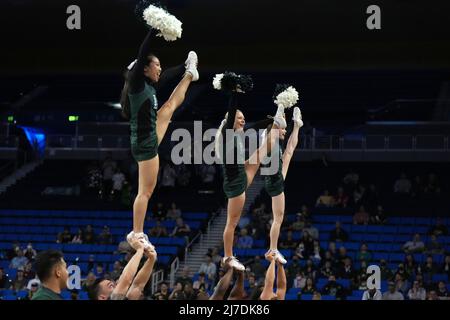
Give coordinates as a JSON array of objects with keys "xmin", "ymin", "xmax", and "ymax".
[
  {"xmin": 321, "ymin": 295, "xmax": 336, "ymax": 300},
  {"xmin": 337, "ymin": 279, "xmax": 350, "ymax": 288},
  {"xmin": 346, "ymin": 295, "xmax": 361, "ymax": 300},
  {"xmin": 432, "ymin": 274, "xmax": 448, "ymax": 283},
  {"xmin": 398, "ymin": 226, "xmax": 414, "ymax": 234},
  {"xmin": 389, "ymin": 253, "xmax": 405, "ymax": 262},
  {"xmin": 285, "ymin": 293, "xmax": 298, "ymax": 300},
  {"xmin": 299, "ymin": 294, "xmax": 313, "ymax": 300},
  {"xmin": 364, "ymin": 234, "xmax": 379, "ymax": 243},
  {"xmin": 351, "ymin": 225, "xmax": 367, "ymax": 233},
  {"xmin": 374, "ymin": 243, "xmax": 393, "ymax": 252}
]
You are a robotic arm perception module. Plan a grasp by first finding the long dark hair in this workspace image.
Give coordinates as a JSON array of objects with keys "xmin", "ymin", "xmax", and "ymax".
[{"xmin": 120, "ymin": 54, "xmax": 157, "ymax": 120}]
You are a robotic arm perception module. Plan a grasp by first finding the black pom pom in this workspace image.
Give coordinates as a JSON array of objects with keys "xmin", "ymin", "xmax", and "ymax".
[
  {"xmin": 220, "ymin": 71, "xmax": 253, "ymax": 93},
  {"xmin": 272, "ymin": 83, "xmax": 291, "ymax": 101}
]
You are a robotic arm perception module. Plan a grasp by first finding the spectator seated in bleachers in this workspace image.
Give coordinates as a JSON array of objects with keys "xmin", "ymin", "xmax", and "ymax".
[
  {"xmin": 334, "ymin": 187, "xmax": 349, "ymax": 208},
  {"xmin": 362, "ymin": 287, "xmax": 382, "ymax": 300},
  {"xmin": 371, "ymin": 205, "xmax": 387, "ymax": 225},
  {"xmin": 236, "ymin": 228, "xmax": 253, "ymax": 249},
  {"xmin": 356, "ymin": 243, "xmax": 372, "ymax": 263},
  {"xmin": 148, "ymin": 220, "xmax": 168, "ymax": 238},
  {"xmin": 11, "ymin": 268, "xmax": 27, "ymax": 292},
  {"xmin": 383, "ymin": 281, "xmax": 404, "ymax": 300},
  {"xmin": 71, "ymin": 228, "xmax": 84, "ymax": 244},
  {"xmin": 403, "ymin": 233, "xmax": 425, "ymax": 253},
  {"xmin": 279, "ymin": 231, "xmax": 298, "ymax": 250},
  {"xmin": 428, "ymin": 217, "xmax": 448, "ymax": 236},
  {"xmin": 98, "ymin": 226, "xmax": 113, "ymax": 245},
  {"xmin": 9, "ymin": 248, "xmax": 28, "ymax": 270},
  {"xmin": 198, "ymin": 254, "xmax": 217, "ymax": 283},
  {"xmin": 394, "ymin": 173, "xmax": 412, "ymax": 194},
  {"xmin": 170, "ymin": 218, "xmax": 191, "ymax": 240},
  {"xmin": 436, "ymin": 281, "xmax": 449, "ymax": 300},
  {"xmin": 321, "ymin": 274, "xmax": 345, "ymax": 299},
  {"xmin": 56, "ymin": 227, "xmax": 72, "ymax": 244},
  {"xmin": 316, "ymin": 189, "xmax": 335, "ymax": 208},
  {"xmin": 329, "ymin": 221, "xmax": 348, "ymax": 242},
  {"xmin": 303, "ymin": 221, "xmax": 319, "ymax": 240},
  {"xmin": 249, "ymin": 256, "xmax": 266, "ymax": 280},
  {"xmin": 193, "ymin": 272, "xmax": 210, "ymax": 292},
  {"xmin": 407, "ymin": 280, "xmax": 426, "ymax": 300},
  {"xmin": 353, "ymin": 206, "xmax": 369, "ymax": 225},
  {"xmin": 426, "ymin": 234, "xmax": 444, "ymax": 255},
  {"xmin": 290, "ymin": 215, "xmax": 305, "ymax": 232},
  {"xmin": 166, "ymin": 202, "xmax": 182, "ymax": 220},
  {"xmin": 23, "ymin": 243, "xmax": 37, "ymax": 261},
  {"xmin": 83, "ymin": 224, "xmax": 96, "ymax": 244}
]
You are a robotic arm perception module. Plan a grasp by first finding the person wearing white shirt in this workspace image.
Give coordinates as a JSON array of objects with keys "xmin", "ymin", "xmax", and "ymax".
[{"xmin": 362, "ymin": 288, "xmax": 382, "ymax": 300}]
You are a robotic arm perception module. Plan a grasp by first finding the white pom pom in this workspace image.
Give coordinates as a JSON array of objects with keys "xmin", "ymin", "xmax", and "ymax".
[
  {"xmin": 213, "ymin": 74, "xmax": 224, "ymax": 90},
  {"xmin": 143, "ymin": 5, "xmax": 182, "ymax": 42},
  {"xmin": 274, "ymin": 86, "xmax": 299, "ymax": 109}
]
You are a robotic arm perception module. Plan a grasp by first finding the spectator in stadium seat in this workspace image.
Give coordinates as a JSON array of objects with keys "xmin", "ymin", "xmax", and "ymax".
[
  {"xmin": 298, "ymin": 231, "xmax": 314, "ymax": 257},
  {"xmin": 149, "ymin": 220, "xmax": 168, "ymax": 238},
  {"xmin": 421, "ymin": 255, "xmax": 438, "ymax": 277},
  {"xmin": 183, "ymin": 282, "xmax": 197, "ymax": 300},
  {"xmin": 352, "ymin": 185, "xmax": 367, "ymax": 207},
  {"xmin": 394, "ymin": 263, "xmax": 410, "ymax": 282},
  {"xmin": 250, "ymin": 256, "xmax": 265, "ymax": 280},
  {"xmin": 23, "ymin": 243, "xmax": 37, "ymax": 261},
  {"xmin": 428, "ymin": 217, "xmax": 448, "ymax": 236},
  {"xmin": 393, "ymin": 173, "xmax": 412, "ymax": 194},
  {"xmin": 356, "ymin": 243, "xmax": 372, "ymax": 263},
  {"xmin": 71, "ymin": 228, "xmax": 84, "ymax": 244},
  {"xmin": 353, "ymin": 205, "xmax": 369, "ymax": 225},
  {"xmin": 23, "ymin": 262, "xmax": 35, "ymax": 281},
  {"xmin": 338, "ymin": 257, "xmax": 356, "ymax": 280},
  {"xmin": 153, "ymin": 202, "xmax": 167, "ymax": 221},
  {"xmin": 152, "ymin": 282, "xmax": 170, "ymax": 300},
  {"xmin": 57, "ymin": 226, "xmax": 72, "ymax": 244},
  {"xmin": 334, "ymin": 186, "xmax": 349, "ymax": 208},
  {"xmin": 287, "ymin": 255, "xmax": 302, "ymax": 284},
  {"xmin": 322, "ymin": 274, "xmax": 345, "ymax": 299},
  {"xmin": 441, "ymin": 255, "xmax": 450, "ymax": 277},
  {"xmin": 290, "ymin": 215, "xmax": 305, "ymax": 232},
  {"xmin": 424, "ymin": 173, "xmax": 441, "ymax": 194},
  {"xmin": 328, "ymin": 242, "xmax": 337, "ymax": 257},
  {"xmin": 362, "ymin": 288, "xmax": 382, "ymax": 300},
  {"xmin": 169, "ymin": 281, "xmax": 187, "ymax": 300},
  {"xmin": 32, "ymin": 250, "xmax": 68, "ymax": 300},
  {"xmin": 312, "ymin": 240, "xmax": 323, "ymax": 262},
  {"xmin": 379, "ymin": 260, "xmax": 394, "ymax": 281},
  {"xmin": 402, "ymin": 234, "xmax": 425, "ymax": 253},
  {"xmin": 83, "ymin": 224, "xmax": 96, "ymax": 244},
  {"xmin": 110, "ymin": 261, "xmax": 124, "ymax": 281},
  {"xmin": 166, "ymin": 202, "xmax": 182, "ymax": 220},
  {"xmin": 427, "ymin": 290, "xmax": 440, "ymax": 300},
  {"xmin": 425, "ymin": 234, "xmax": 444, "ymax": 254},
  {"xmin": 320, "ymin": 260, "xmax": 335, "ymax": 279},
  {"xmin": 236, "ymin": 228, "xmax": 253, "ymax": 249},
  {"xmin": 372, "ymin": 205, "xmax": 387, "ymax": 225},
  {"xmin": 161, "ymin": 162, "xmax": 177, "ymax": 191},
  {"xmin": 10, "ymin": 248, "xmax": 29, "ymax": 270},
  {"xmin": 193, "ymin": 272, "xmax": 210, "ymax": 292},
  {"xmin": 98, "ymin": 226, "xmax": 113, "ymax": 245},
  {"xmin": 312, "ymin": 291, "xmax": 322, "ymax": 300},
  {"xmin": 210, "ymin": 247, "xmax": 222, "ymax": 265},
  {"xmin": 404, "ymin": 254, "xmax": 417, "ymax": 276},
  {"xmin": 199, "ymin": 164, "xmax": 216, "ymax": 187},
  {"xmin": 170, "ymin": 217, "xmax": 191, "ymax": 242},
  {"xmin": 11, "ymin": 268, "xmax": 27, "ymax": 291},
  {"xmin": 382, "ymin": 282, "xmax": 404, "ymax": 300},
  {"xmin": 303, "ymin": 259, "xmax": 317, "ymax": 280},
  {"xmin": 117, "ymin": 235, "xmax": 132, "ymax": 254},
  {"xmin": 24, "ymin": 280, "xmax": 41, "ymax": 300},
  {"xmin": 343, "ymin": 169, "xmax": 359, "ymax": 188},
  {"xmin": 198, "ymin": 255, "xmax": 217, "ymax": 283},
  {"xmin": 102, "ymin": 155, "xmax": 117, "ymax": 196},
  {"xmin": 297, "ymin": 205, "xmax": 311, "ymax": 221},
  {"xmin": 303, "ymin": 221, "xmax": 319, "ymax": 240},
  {"xmin": 329, "ymin": 221, "xmax": 349, "ymax": 242},
  {"xmin": 94, "ymin": 264, "xmax": 105, "ymax": 278},
  {"xmin": 87, "ymin": 255, "xmax": 96, "ymax": 273},
  {"xmin": 175, "ymin": 266, "xmax": 193, "ymax": 288},
  {"xmin": 82, "ymin": 272, "xmax": 97, "ymax": 291},
  {"xmin": 337, "ymin": 246, "xmax": 350, "ymax": 267},
  {"xmin": 293, "ymin": 271, "xmax": 306, "ymax": 289},
  {"xmin": 436, "ymin": 281, "xmax": 449, "ymax": 300},
  {"xmin": 279, "ymin": 230, "xmax": 298, "ymax": 250},
  {"xmin": 111, "ymin": 167, "xmax": 126, "ymax": 194},
  {"xmin": 0, "ymin": 267, "xmax": 11, "ymax": 289},
  {"xmin": 5, "ymin": 242, "xmax": 20, "ymax": 261},
  {"xmin": 394, "ymin": 273, "xmax": 409, "ymax": 295},
  {"xmin": 407, "ymin": 280, "xmax": 426, "ymax": 300},
  {"xmin": 316, "ymin": 189, "xmax": 335, "ymax": 207},
  {"xmin": 301, "ymin": 277, "xmax": 316, "ymax": 295}
]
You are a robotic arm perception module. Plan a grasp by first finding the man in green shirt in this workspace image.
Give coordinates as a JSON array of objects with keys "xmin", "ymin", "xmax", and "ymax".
[{"xmin": 32, "ymin": 250, "xmax": 68, "ymax": 300}]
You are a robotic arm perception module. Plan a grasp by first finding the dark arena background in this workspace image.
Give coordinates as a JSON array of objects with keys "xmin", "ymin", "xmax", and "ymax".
[{"xmin": 1, "ymin": 0, "xmax": 450, "ymax": 309}]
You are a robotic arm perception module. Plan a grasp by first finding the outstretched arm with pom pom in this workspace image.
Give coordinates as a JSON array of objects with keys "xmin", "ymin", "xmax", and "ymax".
[{"xmin": 128, "ymin": 29, "xmax": 154, "ymax": 94}]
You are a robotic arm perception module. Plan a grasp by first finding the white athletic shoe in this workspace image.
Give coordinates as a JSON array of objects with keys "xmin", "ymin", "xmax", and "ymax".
[
  {"xmin": 185, "ymin": 51, "xmax": 199, "ymax": 81},
  {"xmin": 271, "ymin": 249, "xmax": 287, "ymax": 265},
  {"xmin": 273, "ymin": 105, "xmax": 287, "ymax": 129},
  {"xmin": 293, "ymin": 107, "xmax": 303, "ymax": 128},
  {"xmin": 126, "ymin": 231, "xmax": 155, "ymax": 251},
  {"xmin": 223, "ymin": 256, "xmax": 245, "ymax": 271}
]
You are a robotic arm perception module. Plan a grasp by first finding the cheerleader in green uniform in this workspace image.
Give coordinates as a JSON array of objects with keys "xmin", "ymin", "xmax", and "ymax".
[
  {"xmin": 213, "ymin": 73, "xmax": 287, "ymax": 271},
  {"xmin": 120, "ymin": 5, "xmax": 199, "ymax": 249}
]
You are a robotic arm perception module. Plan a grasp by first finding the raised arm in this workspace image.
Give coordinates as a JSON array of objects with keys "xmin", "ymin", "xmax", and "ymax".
[
  {"xmin": 128, "ymin": 29, "xmax": 154, "ymax": 94},
  {"xmin": 260, "ymin": 257, "xmax": 276, "ymax": 300},
  {"xmin": 126, "ymin": 249, "xmax": 157, "ymax": 300},
  {"xmin": 275, "ymin": 262, "xmax": 287, "ymax": 300},
  {"xmin": 228, "ymin": 270, "xmax": 246, "ymax": 300},
  {"xmin": 210, "ymin": 260, "xmax": 234, "ymax": 300},
  {"xmin": 112, "ymin": 239, "xmax": 145, "ymax": 298}
]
